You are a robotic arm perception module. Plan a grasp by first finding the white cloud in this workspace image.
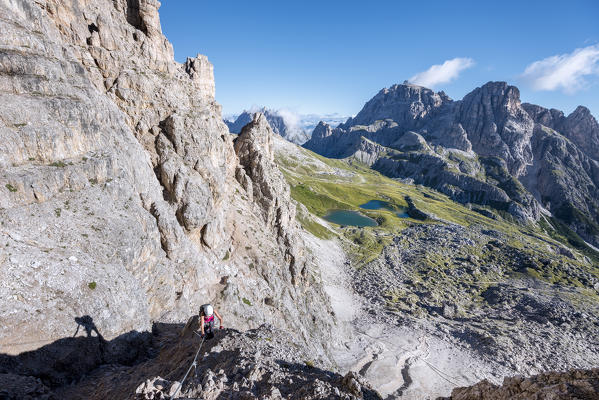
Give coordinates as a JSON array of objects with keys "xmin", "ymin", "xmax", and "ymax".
[
  {"xmin": 521, "ymin": 45, "xmax": 599, "ymax": 93},
  {"xmin": 276, "ymin": 108, "xmax": 301, "ymax": 129},
  {"xmin": 409, "ymin": 57, "xmax": 475, "ymax": 88}
]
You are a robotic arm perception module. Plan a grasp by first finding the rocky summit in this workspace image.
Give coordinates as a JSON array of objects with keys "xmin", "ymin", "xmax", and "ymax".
[
  {"xmin": 1, "ymin": 0, "xmax": 599, "ymax": 400},
  {"xmin": 226, "ymin": 108, "xmax": 311, "ymax": 145}
]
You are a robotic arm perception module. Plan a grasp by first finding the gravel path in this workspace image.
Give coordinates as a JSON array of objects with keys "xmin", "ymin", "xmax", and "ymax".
[{"xmin": 303, "ymin": 232, "xmax": 509, "ymax": 399}]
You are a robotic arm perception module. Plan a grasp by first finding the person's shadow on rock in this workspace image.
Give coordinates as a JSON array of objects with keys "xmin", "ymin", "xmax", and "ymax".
[{"xmin": 73, "ymin": 315, "xmax": 105, "ymax": 343}]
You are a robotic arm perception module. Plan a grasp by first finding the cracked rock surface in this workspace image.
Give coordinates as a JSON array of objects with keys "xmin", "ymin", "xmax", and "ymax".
[{"xmin": 0, "ymin": 0, "xmax": 333, "ymax": 363}]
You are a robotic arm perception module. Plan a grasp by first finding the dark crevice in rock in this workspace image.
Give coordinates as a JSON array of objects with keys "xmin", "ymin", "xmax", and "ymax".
[
  {"xmin": 153, "ymin": 121, "xmax": 174, "ymax": 204},
  {"xmin": 86, "ymin": 23, "xmax": 99, "ymax": 46},
  {"xmin": 152, "ymin": 163, "xmax": 171, "ymax": 204},
  {"xmin": 200, "ymin": 223, "xmax": 210, "ymax": 248},
  {"xmin": 174, "ymin": 202, "xmax": 188, "ymax": 231},
  {"xmin": 159, "ymin": 115, "xmax": 179, "ymax": 153},
  {"xmin": 124, "ymin": 0, "xmax": 147, "ymax": 34},
  {"xmin": 87, "ymin": 23, "xmax": 99, "ymax": 34},
  {"xmin": 149, "ymin": 202, "xmax": 170, "ymax": 256},
  {"xmin": 358, "ymin": 360, "xmax": 374, "ymax": 376}
]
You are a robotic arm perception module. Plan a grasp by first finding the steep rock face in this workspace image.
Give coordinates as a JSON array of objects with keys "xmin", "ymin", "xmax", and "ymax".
[
  {"xmin": 524, "ymin": 103, "xmax": 599, "ymax": 162},
  {"xmin": 560, "ymin": 106, "xmax": 599, "ymax": 161},
  {"xmin": 373, "ymin": 156, "xmax": 516, "ymax": 209},
  {"xmin": 233, "ymin": 114, "xmax": 306, "ymax": 285},
  {"xmin": 342, "ymin": 83, "xmax": 450, "ymax": 129},
  {"xmin": 521, "ymin": 125, "xmax": 599, "ymax": 246},
  {"xmin": 0, "ymin": 0, "xmax": 334, "ymax": 357},
  {"xmin": 521, "ymin": 103, "xmax": 599, "ymax": 246},
  {"xmin": 38, "ymin": 0, "xmax": 234, "ymax": 254},
  {"xmin": 352, "ymin": 137, "xmax": 387, "ymax": 166},
  {"xmin": 521, "ymin": 103, "xmax": 565, "ymax": 129},
  {"xmin": 457, "ymin": 82, "xmax": 533, "ymax": 177},
  {"xmin": 1, "ymin": 0, "xmax": 174, "ymax": 351},
  {"xmin": 304, "ymin": 122, "xmax": 365, "ymax": 159},
  {"xmin": 311, "ymin": 121, "xmax": 334, "ymax": 140}
]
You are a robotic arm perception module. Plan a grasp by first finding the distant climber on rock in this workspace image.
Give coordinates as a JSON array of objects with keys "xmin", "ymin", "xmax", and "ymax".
[{"xmin": 198, "ymin": 304, "xmax": 223, "ymax": 340}]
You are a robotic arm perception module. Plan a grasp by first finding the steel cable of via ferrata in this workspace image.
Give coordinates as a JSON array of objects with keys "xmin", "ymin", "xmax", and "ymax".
[
  {"xmin": 421, "ymin": 358, "xmax": 463, "ymax": 387},
  {"xmin": 170, "ymin": 332, "xmax": 205, "ymax": 399}
]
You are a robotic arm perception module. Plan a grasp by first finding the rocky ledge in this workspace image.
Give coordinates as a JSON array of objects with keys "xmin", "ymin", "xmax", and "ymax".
[
  {"xmin": 0, "ymin": 318, "xmax": 381, "ymax": 400},
  {"xmin": 440, "ymin": 368, "xmax": 599, "ymax": 399}
]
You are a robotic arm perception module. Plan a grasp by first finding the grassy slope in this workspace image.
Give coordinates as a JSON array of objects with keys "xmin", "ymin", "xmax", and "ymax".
[{"xmin": 276, "ymin": 144, "xmax": 599, "ymax": 285}]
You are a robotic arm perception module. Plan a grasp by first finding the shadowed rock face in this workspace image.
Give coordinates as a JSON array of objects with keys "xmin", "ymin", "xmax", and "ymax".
[
  {"xmin": 458, "ymin": 82, "xmax": 533, "ymax": 177},
  {"xmin": 439, "ymin": 368, "xmax": 599, "ymax": 400},
  {"xmin": 523, "ymin": 103, "xmax": 599, "ymax": 162},
  {"xmin": 0, "ymin": 0, "xmax": 333, "ymax": 359},
  {"xmin": 561, "ymin": 106, "xmax": 599, "ymax": 161},
  {"xmin": 521, "ymin": 106, "xmax": 599, "ymax": 247},
  {"xmin": 304, "ymin": 81, "xmax": 599, "ymax": 242},
  {"xmin": 0, "ymin": 321, "xmax": 381, "ymax": 400}
]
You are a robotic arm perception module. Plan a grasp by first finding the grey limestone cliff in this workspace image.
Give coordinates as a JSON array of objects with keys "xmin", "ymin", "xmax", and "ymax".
[
  {"xmin": 521, "ymin": 104, "xmax": 599, "ymax": 246},
  {"xmin": 0, "ymin": 0, "xmax": 333, "ymax": 359}
]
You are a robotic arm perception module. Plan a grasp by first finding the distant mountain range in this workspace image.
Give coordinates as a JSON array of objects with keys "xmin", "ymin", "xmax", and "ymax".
[
  {"xmin": 225, "ymin": 108, "xmax": 348, "ymax": 145},
  {"xmin": 304, "ymin": 81, "xmax": 599, "ymax": 250}
]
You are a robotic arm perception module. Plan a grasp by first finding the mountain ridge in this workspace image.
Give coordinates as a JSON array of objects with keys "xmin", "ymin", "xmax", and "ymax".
[
  {"xmin": 225, "ymin": 108, "xmax": 349, "ymax": 145},
  {"xmin": 226, "ymin": 108, "xmax": 310, "ymax": 144},
  {"xmin": 304, "ymin": 81, "xmax": 599, "ymax": 248}
]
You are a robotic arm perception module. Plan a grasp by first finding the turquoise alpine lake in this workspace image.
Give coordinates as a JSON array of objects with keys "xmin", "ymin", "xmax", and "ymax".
[
  {"xmin": 396, "ymin": 210, "xmax": 410, "ymax": 218},
  {"xmin": 359, "ymin": 199, "xmax": 410, "ymax": 218},
  {"xmin": 323, "ymin": 210, "xmax": 378, "ymax": 227},
  {"xmin": 359, "ymin": 200, "xmax": 392, "ymax": 210}
]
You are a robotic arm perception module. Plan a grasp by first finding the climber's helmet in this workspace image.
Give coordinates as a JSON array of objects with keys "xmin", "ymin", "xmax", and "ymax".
[{"xmin": 201, "ymin": 304, "xmax": 214, "ymax": 317}]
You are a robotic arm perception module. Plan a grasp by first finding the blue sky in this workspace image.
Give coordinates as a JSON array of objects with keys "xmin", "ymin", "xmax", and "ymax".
[{"xmin": 160, "ymin": 1, "xmax": 599, "ymax": 118}]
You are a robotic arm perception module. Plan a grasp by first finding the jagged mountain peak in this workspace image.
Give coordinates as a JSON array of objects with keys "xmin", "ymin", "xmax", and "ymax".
[
  {"xmin": 342, "ymin": 82, "xmax": 451, "ymax": 130},
  {"xmin": 311, "ymin": 120, "xmax": 333, "ymax": 140},
  {"xmin": 237, "ymin": 112, "xmax": 274, "ymax": 153},
  {"xmin": 459, "ymin": 81, "xmax": 534, "ymax": 176},
  {"xmin": 562, "ymin": 104, "xmax": 599, "ymax": 161},
  {"xmin": 521, "ymin": 103, "xmax": 565, "ymax": 128},
  {"xmin": 304, "ymin": 79, "xmax": 599, "ymax": 244},
  {"xmin": 225, "ymin": 108, "xmax": 311, "ymax": 145},
  {"xmin": 571, "ymin": 104, "xmax": 594, "ymax": 117},
  {"xmin": 522, "ymin": 101, "xmax": 599, "ymax": 161},
  {"xmin": 462, "ymin": 81, "xmax": 526, "ymax": 114}
]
